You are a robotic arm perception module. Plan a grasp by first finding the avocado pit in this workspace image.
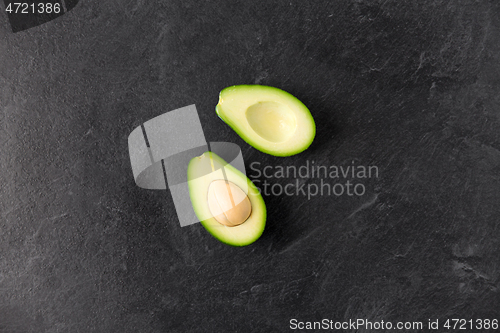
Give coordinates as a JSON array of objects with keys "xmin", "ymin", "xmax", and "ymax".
[{"xmin": 207, "ymin": 180, "xmax": 252, "ymax": 227}]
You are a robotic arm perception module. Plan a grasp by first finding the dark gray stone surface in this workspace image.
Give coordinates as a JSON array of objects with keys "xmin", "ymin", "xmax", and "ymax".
[{"xmin": 1, "ymin": 0, "xmax": 500, "ymax": 332}]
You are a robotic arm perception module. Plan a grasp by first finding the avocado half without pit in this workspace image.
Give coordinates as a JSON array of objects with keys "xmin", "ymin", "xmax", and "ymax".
[
  {"xmin": 216, "ymin": 85, "xmax": 316, "ymax": 157},
  {"xmin": 187, "ymin": 151, "xmax": 266, "ymax": 246}
]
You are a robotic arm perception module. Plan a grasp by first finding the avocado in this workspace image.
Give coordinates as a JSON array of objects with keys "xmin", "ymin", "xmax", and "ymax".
[
  {"xmin": 187, "ymin": 151, "xmax": 266, "ymax": 246},
  {"xmin": 216, "ymin": 85, "xmax": 316, "ymax": 157}
]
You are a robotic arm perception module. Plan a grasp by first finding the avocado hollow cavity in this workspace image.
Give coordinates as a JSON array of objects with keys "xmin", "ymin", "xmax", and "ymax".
[{"xmin": 245, "ymin": 101, "xmax": 297, "ymax": 143}]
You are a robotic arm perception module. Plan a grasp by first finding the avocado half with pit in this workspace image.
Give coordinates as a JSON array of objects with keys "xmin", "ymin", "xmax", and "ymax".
[
  {"xmin": 187, "ymin": 151, "xmax": 266, "ymax": 246},
  {"xmin": 216, "ymin": 85, "xmax": 316, "ymax": 157}
]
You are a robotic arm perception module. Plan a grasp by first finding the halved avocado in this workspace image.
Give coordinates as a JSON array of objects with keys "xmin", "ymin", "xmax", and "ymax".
[
  {"xmin": 216, "ymin": 85, "xmax": 316, "ymax": 157},
  {"xmin": 187, "ymin": 151, "xmax": 266, "ymax": 246}
]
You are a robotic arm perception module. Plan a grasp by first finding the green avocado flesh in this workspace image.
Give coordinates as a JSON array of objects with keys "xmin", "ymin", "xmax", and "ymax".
[
  {"xmin": 187, "ymin": 151, "xmax": 266, "ymax": 246},
  {"xmin": 216, "ymin": 85, "xmax": 316, "ymax": 157}
]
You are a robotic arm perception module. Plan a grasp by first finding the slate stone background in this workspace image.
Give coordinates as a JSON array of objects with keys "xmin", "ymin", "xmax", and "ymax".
[{"xmin": 1, "ymin": 0, "xmax": 500, "ymax": 332}]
